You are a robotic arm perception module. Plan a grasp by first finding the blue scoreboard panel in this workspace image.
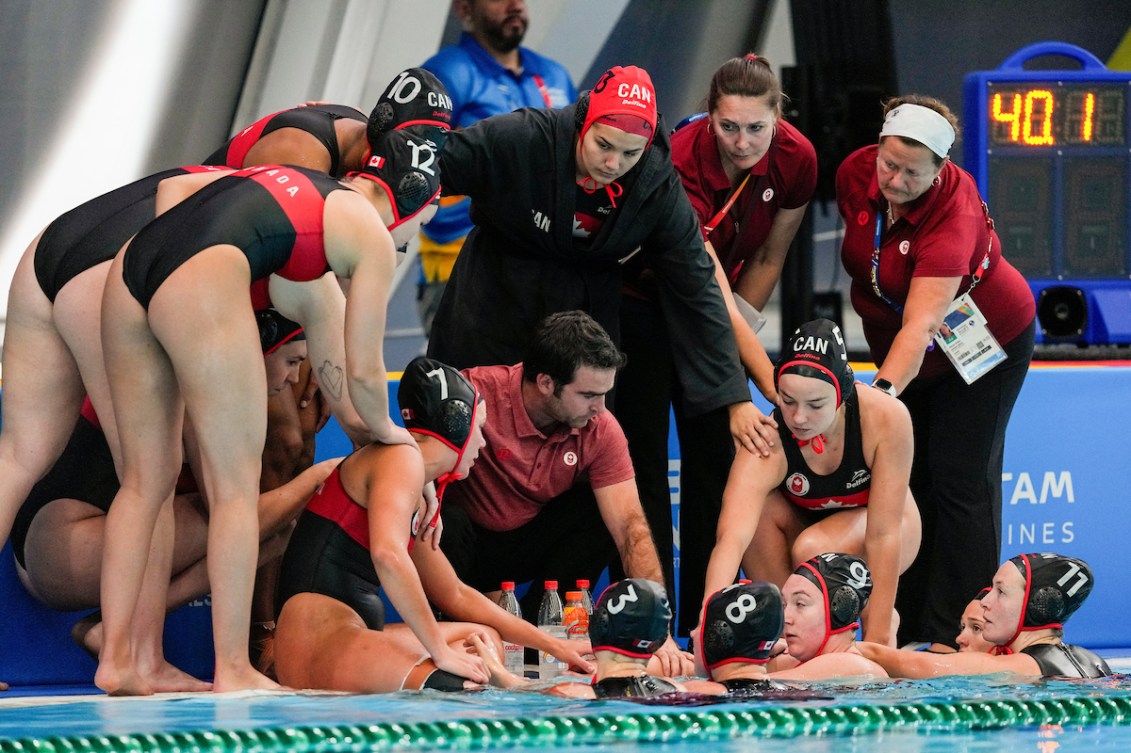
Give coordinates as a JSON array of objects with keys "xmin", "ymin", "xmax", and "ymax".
[{"xmin": 963, "ymin": 42, "xmax": 1131, "ymax": 344}]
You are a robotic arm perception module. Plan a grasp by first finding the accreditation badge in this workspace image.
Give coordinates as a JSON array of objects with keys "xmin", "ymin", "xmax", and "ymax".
[{"xmin": 934, "ymin": 293, "xmax": 1006, "ymax": 384}]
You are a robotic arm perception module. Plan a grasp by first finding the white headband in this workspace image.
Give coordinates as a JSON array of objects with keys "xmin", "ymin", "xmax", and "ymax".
[{"xmin": 879, "ymin": 103, "xmax": 955, "ymax": 158}]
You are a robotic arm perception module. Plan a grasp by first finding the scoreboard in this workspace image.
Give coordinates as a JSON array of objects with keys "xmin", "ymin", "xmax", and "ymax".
[{"xmin": 963, "ymin": 42, "xmax": 1131, "ymax": 344}]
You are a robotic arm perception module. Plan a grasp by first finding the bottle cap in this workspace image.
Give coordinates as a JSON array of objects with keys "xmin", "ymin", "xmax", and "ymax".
[
  {"xmin": 501, "ymin": 581, "xmax": 515, "ymax": 590},
  {"xmin": 566, "ymin": 591, "xmax": 583, "ymax": 601},
  {"xmin": 545, "ymin": 580, "xmax": 558, "ymax": 590},
  {"xmin": 577, "ymin": 579, "xmax": 591, "ymax": 588}
]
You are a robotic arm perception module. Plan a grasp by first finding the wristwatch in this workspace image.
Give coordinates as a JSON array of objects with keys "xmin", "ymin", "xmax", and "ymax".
[{"xmin": 872, "ymin": 378, "xmax": 898, "ymax": 397}]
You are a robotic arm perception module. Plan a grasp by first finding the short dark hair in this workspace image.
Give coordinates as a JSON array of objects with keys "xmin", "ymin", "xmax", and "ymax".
[{"xmin": 522, "ymin": 311, "xmax": 626, "ymax": 386}]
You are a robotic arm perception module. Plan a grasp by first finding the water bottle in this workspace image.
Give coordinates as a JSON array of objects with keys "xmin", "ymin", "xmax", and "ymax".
[
  {"xmin": 536, "ymin": 580, "xmax": 567, "ymax": 679},
  {"xmin": 497, "ymin": 581, "xmax": 525, "ymax": 676},
  {"xmin": 564, "ymin": 591, "xmax": 589, "ymax": 642},
  {"xmin": 576, "ymin": 579, "xmax": 594, "ymax": 618}
]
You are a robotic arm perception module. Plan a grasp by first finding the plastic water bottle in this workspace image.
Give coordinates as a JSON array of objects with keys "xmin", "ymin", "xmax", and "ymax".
[
  {"xmin": 497, "ymin": 581, "xmax": 525, "ymax": 676},
  {"xmin": 564, "ymin": 591, "xmax": 589, "ymax": 642},
  {"xmin": 537, "ymin": 580, "xmax": 567, "ymax": 679},
  {"xmin": 576, "ymin": 579, "xmax": 594, "ymax": 618}
]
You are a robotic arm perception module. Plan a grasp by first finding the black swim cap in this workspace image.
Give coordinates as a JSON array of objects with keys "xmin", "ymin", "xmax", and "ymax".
[
  {"xmin": 256, "ymin": 308, "xmax": 304, "ymax": 355},
  {"xmin": 589, "ymin": 579, "xmax": 671, "ymax": 658},
  {"xmin": 367, "ymin": 67, "xmax": 452, "ymax": 148},
  {"xmin": 700, "ymin": 582, "xmax": 783, "ymax": 671},
  {"xmin": 795, "ymin": 553, "xmax": 872, "ymax": 633},
  {"xmin": 355, "ymin": 129, "xmax": 443, "ymax": 231},
  {"xmin": 398, "ymin": 357, "xmax": 479, "ymax": 455},
  {"xmin": 776, "ymin": 319, "xmax": 854, "ymax": 406},
  {"xmin": 1007, "ymin": 553, "xmax": 1094, "ymax": 641}
]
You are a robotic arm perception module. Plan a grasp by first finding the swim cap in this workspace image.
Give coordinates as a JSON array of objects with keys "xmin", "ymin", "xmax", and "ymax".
[
  {"xmin": 700, "ymin": 582, "xmax": 783, "ymax": 671},
  {"xmin": 367, "ymin": 67, "xmax": 452, "ymax": 148},
  {"xmin": 354, "ymin": 129, "xmax": 442, "ymax": 231},
  {"xmin": 775, "ymin": 318, "xmax": 854, "ymax": 406},
  {"xmin": 579, "ymin": 66, "xmax": 657, "ymax": 146},
  {"xmin": 589, "ymin": 578, "xmax": 671, "ymax": 658},
  {"xmin": 256, "ymin": 308, "xmax": 304, "ymax": 355},
  {"xmin": 795, "ymin": 553, "xmax": 872, "ymax": 657},
  {"xmin": 1005, "ymin": 553, "xmax": 1094, "ymax": 644},
  {"xmin": 879, "ymin": 103, "xmax": 955, "ymax": 159},
  {"xmin": 398, "ymin": 357, "xmax": 480, "ymax": 485}
]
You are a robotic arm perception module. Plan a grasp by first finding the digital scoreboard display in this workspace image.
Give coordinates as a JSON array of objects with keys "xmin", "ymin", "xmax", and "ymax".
[
  {"xmin": 963, "ymin": 42, "xmax": 1131, "ymax": 344},
  {"xmin": 986, "ymin": 83, "xmax": 1126, "ymax": 147}
]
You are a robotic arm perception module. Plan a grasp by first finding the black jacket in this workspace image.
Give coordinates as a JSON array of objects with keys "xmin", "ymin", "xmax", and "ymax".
[{"xmin": 428, "ymin": 103, "xmax": 748, "ymax": 415}]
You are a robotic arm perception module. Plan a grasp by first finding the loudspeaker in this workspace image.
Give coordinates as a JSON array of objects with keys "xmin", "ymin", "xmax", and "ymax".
[{"xmin": 1037, "ymin": 286, "xmax": 1087, "ymax": 341}]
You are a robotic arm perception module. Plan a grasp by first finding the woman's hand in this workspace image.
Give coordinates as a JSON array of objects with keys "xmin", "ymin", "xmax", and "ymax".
[{"xmin": 728, "ymin": 402, "xmax": 778, "ymax": 457}]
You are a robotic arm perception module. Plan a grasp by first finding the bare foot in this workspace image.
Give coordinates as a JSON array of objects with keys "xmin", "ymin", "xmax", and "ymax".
[
  {"xmin": 142, "ymin": 660, "xmax": 213, "ymax": 693},
  {"xmin": 212, "ymin": 664, "xmax": 284, "ymax": 693},
  {"xmin": 95, "ymin": 660, "xmax": 154, "ymax": 696},
  {"xmin": 71, "ymin": 611, "xmax": 103, "ymax": 659}
]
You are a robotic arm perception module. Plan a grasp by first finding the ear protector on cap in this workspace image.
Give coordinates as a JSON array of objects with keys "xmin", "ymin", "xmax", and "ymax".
[
  {"xmin": 354, "ymin": 129, "xmax": 443, "ymax": 231},
  {"xmin": 795, "ymin": 553, "xmax": 872, "ymax": 658},
  {"xmin": 589, "ymin": 578, "xmax": 671, "ymax": 658},
  {"xmin": 775, "ymin": 318, "xmax": 854, "ymax": 406},
  {"xmin": 700, "ymin": 581, "xmax": 783, "ymax": 671},
  {"xmin": 256, "ymin": 308, "xmax": 304, "ymax": 355},
  {"xmin": 367, "ymin": 67, "xmax": 452, "ymax": 148},
  {"xmin": 1005, "ymin": 553, "xmax": 1094, "ymax": 645}
]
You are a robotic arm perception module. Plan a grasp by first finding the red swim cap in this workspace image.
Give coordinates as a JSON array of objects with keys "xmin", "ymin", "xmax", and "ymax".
[{"xmin": 580, "ymin": 65, "xmax": 657, "ymax": 146}]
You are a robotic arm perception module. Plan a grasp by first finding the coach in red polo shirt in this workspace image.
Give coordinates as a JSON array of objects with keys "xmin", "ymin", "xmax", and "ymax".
[{"xmin": 440, "ymin": 311, "xmax": 686, "ymax": 671}]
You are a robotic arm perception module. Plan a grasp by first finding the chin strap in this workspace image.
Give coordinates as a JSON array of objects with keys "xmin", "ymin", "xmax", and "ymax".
[{"xmin": 795, "ymin": 434, "xmax": 827, "ymax": 454}]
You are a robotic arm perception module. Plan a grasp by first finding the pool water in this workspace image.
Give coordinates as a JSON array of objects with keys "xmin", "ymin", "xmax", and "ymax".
[{"xmin": 2, "ymin": 672, "xmax": 1131, "ymax": 752}]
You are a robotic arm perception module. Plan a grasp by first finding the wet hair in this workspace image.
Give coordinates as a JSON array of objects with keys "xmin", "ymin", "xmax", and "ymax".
[
  {"xmin": 881, "ymin": 94, "xmax": 961, "ymax": 166},
  {"xmin": 521, "ymin": 310, "xmax": 627, "ymax": 388},
  {"xmin": 705, "ymin": 54, "xmax": 784, "ymax": 117}
]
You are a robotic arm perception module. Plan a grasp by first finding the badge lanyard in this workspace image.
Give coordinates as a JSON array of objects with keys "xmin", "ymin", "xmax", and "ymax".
[
  {"xmin": 532, "ymin": 75, "xmax": 554, "ymax": 107},
  {"xmin": 872, "ymin": 201, "xmax": 1000, "ymax": 374},
  {"xmin": 870, "ymin": 202, "xmax": 993, "ymax": 314}
]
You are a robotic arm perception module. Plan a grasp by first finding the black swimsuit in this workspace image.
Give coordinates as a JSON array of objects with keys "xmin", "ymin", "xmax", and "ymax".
[
  {"xmin": 776, "ymin": 390, "xmax": 871, "ymax": 510},
  {"xmin": 591, "ymin": 675, "xmax": 679, "ymax": 699},
  {"xmin": 1021, "ymin": 643, "xmax": 1112, "ymax": 678},
  {"xmin": 204, "ymin": 104, "xmax": 366, "ymax": 177}
]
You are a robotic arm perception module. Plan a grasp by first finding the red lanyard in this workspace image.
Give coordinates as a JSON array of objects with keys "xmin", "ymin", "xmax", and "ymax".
[
  {"xmin": 703, "ymin": 173, "xmax": 751, "ymax": 235},
  {"xmin": 532, "ymin": 75, "xmax": 554, "ymax": 107}
]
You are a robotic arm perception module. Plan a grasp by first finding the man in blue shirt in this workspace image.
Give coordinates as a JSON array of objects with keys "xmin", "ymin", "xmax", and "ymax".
[{"xmin": 418, "ymin": 0, "xmax": 576, "ymax": 335}]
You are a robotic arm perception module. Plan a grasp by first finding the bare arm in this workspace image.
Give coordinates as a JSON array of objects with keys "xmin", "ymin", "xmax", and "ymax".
[
  {"xmin": 856, "ymin": 642, "xmax": 1040, "ymax": 678},
  {"xmin": 858, "ymin": 388, "xmax": 914, "ymax": 645},
  {"xmin": 873, "ymin": 275, "xmax": 961, "ymax": 393},
  {"xmin": 703, "ymin": 447, "xmax": 787, "ymax": 602},
  {"xmin": 269, "ymin": 273, "xmax": 370, "ymax": 444},
  {"xmin": 413, "ymin": 537, "xmax": 593, "ymax": 672},
  {"xmin": 594, "ymin": 479, "xmax": 664, "ymax": 584},
  {"xmin": 362, "ymin": 447, "xmax": 488, "ymax": 683},
  {"xmin": 704, "ymin": 240, "xmax": 777, "ymax": 404},
  {"xmin": 733, "ymin": 204, "xmax": 809, "ymax": 310}
]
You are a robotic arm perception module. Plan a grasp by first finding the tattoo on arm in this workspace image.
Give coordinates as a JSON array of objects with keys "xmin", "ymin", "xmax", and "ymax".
[{"xmin": 317, "ymin": 360, "xmax": 344, "ymax": 401}]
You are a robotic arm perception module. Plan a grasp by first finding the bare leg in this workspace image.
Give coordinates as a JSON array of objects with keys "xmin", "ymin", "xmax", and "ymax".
[
  {"xmin": 147, "ymin": 250, "xmax": 276, "ymax": 692},
  {"xmin": 274, "ymin": 593, "xmax": 494, "ymax": 693},
  {"xmin": 96, "ymin": 253, "xmax": 187, "ymax": 696},
  {"xmin": 742, "ymin": 490, "xmax": 808, "ymax": 586},
  {"xmin": 0, "ymin": 234, "xmax": 87, "ymax": 549}
]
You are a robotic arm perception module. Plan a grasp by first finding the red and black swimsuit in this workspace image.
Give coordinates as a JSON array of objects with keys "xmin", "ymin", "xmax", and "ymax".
[
  {"xmin": 275, "ymin": 463, "xmax": 420, "ymax": 631},
  {"xmin": 775, "ymin": 390, "xmax": 871, "ymax": 510}
]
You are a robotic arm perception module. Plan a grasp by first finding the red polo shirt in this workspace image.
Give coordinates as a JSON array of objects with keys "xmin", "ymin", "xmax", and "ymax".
[
  {"xmin": 671, "ymin": 117, "xmax": 816, "ymax": 282},
  {"xmin": 444, "ymin": 364, "xmax": 636, "ymax": 532},
  {"xmin": 836, "ymin": 144, "xmax": 1035, "ymax": 379}
]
